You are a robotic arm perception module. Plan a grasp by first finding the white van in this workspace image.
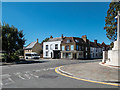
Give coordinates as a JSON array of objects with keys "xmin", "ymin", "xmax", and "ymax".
[{"xmin": 25, "ymin": 52, "xmax": 40, "ymax": 60}]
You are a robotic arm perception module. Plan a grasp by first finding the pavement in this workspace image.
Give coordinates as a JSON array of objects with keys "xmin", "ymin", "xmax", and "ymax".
[{"xmin": 57, "ymin": 61, "xmax": 120, "ymax": 86}]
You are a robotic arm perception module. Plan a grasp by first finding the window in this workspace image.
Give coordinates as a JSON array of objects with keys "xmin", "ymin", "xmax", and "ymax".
[
  {"xmin": 86, "ymin": 47, "xmax": 87, "ymax": 51},
  {"xmin": 55, "ymin": 44, "xmax": 58, "ymax": 49},
  {"xmin": 46, "ymin": 52, "xmax": 48, "ymax": 56},
  {"xmin": 66, "ymin": 53, "xmax": 71, "ymax": 58},
  {"xmin": 71, "ymin": 45, "xmax": 74, "ymax": 50},
  {"xmin": 93, "ymin": 53, "xmax": 94, "ymax": 57},
  {"xmin": 82, "ymin": 47, "xmax": 84, "ymax": 50},
  {"xmin": 75, "ymin": 39, "xmax": 79, "ymax": 43},
  {"xmin": 68, "ymin": 53, "xmax": 71, "ymax": 58},
  {"xmin": 76, "ymin": 45, "xmax": 79, "ymax": 50},
  {"xmin": 46, "ymin": 45, "xmax": 48, "ymax": 50},
  {"xmin": 50, "ymin": 44, "xmax": 53, "ymax": 50},
  {"xmin": 79, "ymin": 46, "xmax": 81, "ymax": 51},
  {"xmin": 103, "ymin": 47, "xmax": 105, "ymax": 50},
  {"xmin": 26, "ymin": 54, "xmax": 31, "ymax": 56},
  {"xmin": 66, "ymin": 40, "xmax": 71, "ymax": 43},
  {"xmin": 66, "ymin": 45, "xmax": 70, "ymax": 51},
  {"xmin": 62, "ymin": 46, "xmax": 65, "ymax": 51}
]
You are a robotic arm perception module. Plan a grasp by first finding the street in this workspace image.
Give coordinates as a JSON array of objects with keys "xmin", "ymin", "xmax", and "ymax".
[{"xmin": 1, "ymin": 59, "xmax": 118, "ymax": 88}]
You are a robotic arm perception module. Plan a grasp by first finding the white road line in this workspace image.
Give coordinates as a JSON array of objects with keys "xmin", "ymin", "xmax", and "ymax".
[
  {"xmin": 29, "ymin": 73, "xmax": 39, "ymax": 78},
  {"xmin": 15, "ymin": 73, "xmax": 26, "ymax": 80},
  {"xmin": 24, "ymin": 74, "xmax": 31, "ymax": 79}
]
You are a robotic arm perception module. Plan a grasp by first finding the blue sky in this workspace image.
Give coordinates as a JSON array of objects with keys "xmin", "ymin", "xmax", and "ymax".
[{"xmin": 2, "ymin": 2, "xmax": 111, "ymax": 46}]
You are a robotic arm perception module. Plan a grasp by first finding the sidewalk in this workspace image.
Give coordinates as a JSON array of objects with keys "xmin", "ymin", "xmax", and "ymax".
[{"xmin": 59, "ymin": 62, "xmax": 119, "ymax": 83}]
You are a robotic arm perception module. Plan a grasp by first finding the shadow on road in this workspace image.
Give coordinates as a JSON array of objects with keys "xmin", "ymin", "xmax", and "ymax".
[
  {"xmin": 1, "ymin": 60, "xmax": 49, "ymax": 66},
  {"xmin": 15, "ymin": 60, "xmax": 48, "ymax": 64}
]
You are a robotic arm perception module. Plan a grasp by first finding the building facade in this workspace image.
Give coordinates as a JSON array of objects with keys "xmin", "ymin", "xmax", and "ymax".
[
  {"xmin": 43, "ymin": 35, "xmax": 110, "ymax": 60},
  {"xmin": 24, "ymin": 39, "xmax": 42, "ymax": 57},
  {"xmin": 61, "ymin": 36, "xmax": 89, "ymax": 59},
  {"xmin": 43, "ymin": 36, "xmax": 62, "ymax": 59},
  {"xmin": 90, "ymin": 41, "xmax": 103, "ymax": 59}
]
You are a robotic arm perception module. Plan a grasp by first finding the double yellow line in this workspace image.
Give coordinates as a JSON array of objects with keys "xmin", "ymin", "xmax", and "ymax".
[{"xmin": 55, "ymin": 66, "xmax": 120, "ymax": 87}]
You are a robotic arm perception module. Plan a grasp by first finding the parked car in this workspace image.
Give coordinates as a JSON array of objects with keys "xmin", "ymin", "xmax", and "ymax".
[{"xmin": 25, "ymin": 52, "xmax": 40, "ymax": 60}]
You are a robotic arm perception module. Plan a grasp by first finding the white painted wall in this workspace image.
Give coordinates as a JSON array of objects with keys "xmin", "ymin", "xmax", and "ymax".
[
  {"xmin": 90, "ymin": 47, "xmax": 102, "ymax": 58},
  {"xmin": 43, "ymin": 41, "xmax": 61, "ymax": 58}
]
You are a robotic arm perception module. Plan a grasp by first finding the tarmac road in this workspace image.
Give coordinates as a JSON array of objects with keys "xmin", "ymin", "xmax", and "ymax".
[{"xmin": 1, "ymin": 59, "xmax": 118, "ymax": 88}]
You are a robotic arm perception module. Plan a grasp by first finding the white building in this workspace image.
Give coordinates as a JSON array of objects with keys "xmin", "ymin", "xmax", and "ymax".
[
  {"xmin": 90, "ymin": 40, "xmax": 103, "ymax": 59},
  {"xmin": 43, "ymin": 36, "xmax": 63, "ymax": 59}
]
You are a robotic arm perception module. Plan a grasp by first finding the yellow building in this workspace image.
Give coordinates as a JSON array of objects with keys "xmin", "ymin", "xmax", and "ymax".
[{"xmin": 24, "ymin": 39, "xmax": 42, "ymax": 57}]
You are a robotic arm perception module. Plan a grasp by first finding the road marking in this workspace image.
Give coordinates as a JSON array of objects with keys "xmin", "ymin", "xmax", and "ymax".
[
  {"xmin": 24, "ymin": 74, "xmax": 31, "ymax": 80},
  {"xmin": 15, "ymin": 72, "xmax": 26, "ymax": 80},
  {"xmin": 29, "ymin": 73, "xmax": 39, "ymax": 78},
  {"xmin": 2, "ymin": 78, "xmax": 14, "ymax": 85},
  {"xmin": 55, "ymin": 66, "xmax": 120, "ymax": 87}
]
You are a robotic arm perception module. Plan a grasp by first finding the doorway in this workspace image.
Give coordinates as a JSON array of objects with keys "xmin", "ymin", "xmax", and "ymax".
[{"xmin": 53, "ymin": 51, "xmax": 61, "ymax": 59}]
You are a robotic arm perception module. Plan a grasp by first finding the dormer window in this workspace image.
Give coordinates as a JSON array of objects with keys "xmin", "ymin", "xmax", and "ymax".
[
  {"xmin": 75, "ymin": 39, "xmax": 79, "ymax": 43},
  {"xmin": 66, "ymin": 40, "xmax": 71, "ymax": 43}
]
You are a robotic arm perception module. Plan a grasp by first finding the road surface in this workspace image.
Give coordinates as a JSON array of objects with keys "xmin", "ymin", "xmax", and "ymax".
[{"xmin": 1, "ymin": 59, "xmax": 118, "ymax": 88}]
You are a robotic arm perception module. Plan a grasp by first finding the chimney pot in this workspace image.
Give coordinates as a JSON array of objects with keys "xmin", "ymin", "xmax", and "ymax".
[
  {"xmin": 50, "ymin": 35, "xmax": 53, "ymax": 38},
  {"xmin": 37, "ymin": 38, "xmax": 38, "ymax": 43},
  {"xmin": 94, "ymin": 40, "xmax": 97, "ymax": 44},
  {"xmin": 62, "ymin": 34, "xmax": 63, "ymax": 38},
  {"xmin": 82, "ymin": 35, "xmax": 87, "ymax": 42}
]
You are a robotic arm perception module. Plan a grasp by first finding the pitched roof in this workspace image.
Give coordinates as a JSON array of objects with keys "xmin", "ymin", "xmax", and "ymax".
[
  {"xmin": 90, "ymin": 42, "xmax": 99, "ymax": 48},
  {"xmin": 24, "ymin": 41, "xmax": 37, "ymax": 50},
  {"xmin": 48, "ymin": 37, "xmax": 62, "ymax": 42}
]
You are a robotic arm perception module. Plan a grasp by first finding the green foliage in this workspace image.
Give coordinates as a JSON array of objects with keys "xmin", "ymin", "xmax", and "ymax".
[
  {"xmin": 110, "ymin": 42, "xmax": 114, "ymax": 48},
  {"xmin": 2, "ymin": 23, "xmax": 26, "ymax": 62},
  {"xmin": 104, "ymin": 2, "xmax": 120, "ymax": 41},
  {"xmin": 42, "ymin": 38, "xmax": 49, "ymax": 43}
]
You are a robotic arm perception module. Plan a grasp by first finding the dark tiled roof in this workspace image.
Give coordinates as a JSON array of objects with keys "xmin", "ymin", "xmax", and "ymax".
[
  {"xmin": 90, "ymin": 42, "xmax": 100, "ymax": 48},
  {"xmin": 48, "ymin": 37, "xmax": 62, "ymax": 42}
]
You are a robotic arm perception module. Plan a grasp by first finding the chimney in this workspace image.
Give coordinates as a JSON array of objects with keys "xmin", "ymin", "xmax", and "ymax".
[
  {"xmin": 82, "ymin": 35, "xmax": 87, "ymax": 42},
  {"xmin": 50, "ymin": 35, "xmax": 53, "ymax": 39},
  {"xmin": 61, "ymin": 34, "xmax": 63, "ymax": 38},
  {"xmin": 94, "ymin": 40, "xmax": 97, "ymax": 44},
  {"xmin": 37, "ymin": 38, "xmax": 39, "ymax": 43}
]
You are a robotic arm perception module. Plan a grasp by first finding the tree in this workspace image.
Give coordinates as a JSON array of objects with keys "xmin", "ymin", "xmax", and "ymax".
[
  {"xmin": 104, "ymin": 2, "xmax": 120, "ymax": 41},
  {"xmin": 2, "ymin": 23, "xmax": 26, "ymax": 62},
  {"xmin": 42, "ymin": 38, "xmax": 49, "ymax": 43}
]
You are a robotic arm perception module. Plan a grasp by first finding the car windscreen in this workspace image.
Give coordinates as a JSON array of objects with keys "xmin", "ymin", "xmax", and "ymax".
[
  {"xmin": 25, "ymin": 54, "xmax": 31, "ymax": 56},
  {"xmin": 32, "ymin": 54, "xmax": 39, "ymax": 56}
]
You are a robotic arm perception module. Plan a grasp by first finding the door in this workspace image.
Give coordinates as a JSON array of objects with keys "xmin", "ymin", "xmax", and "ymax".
[
  {"xmin": 51, "ymin": 52, "xmax": 52, "ymax": 58},
  {"xmin": 54, "ymin": 51, "xmax": 61, "ymax": 59},
  {"xmin": 73, "ymin": 53, "xmax": 76, "ymax": 59}
]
